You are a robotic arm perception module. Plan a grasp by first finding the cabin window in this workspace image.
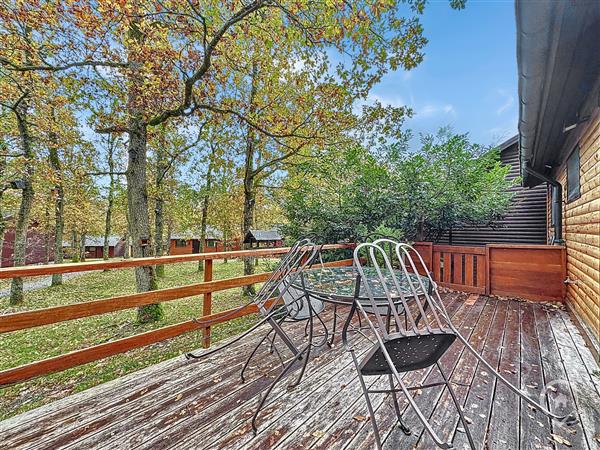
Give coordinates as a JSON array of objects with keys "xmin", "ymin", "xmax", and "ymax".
[
  {"xmin": 566, "ymin": 146, "xmax": 581, "ymax": 202},
  {"xmin": 175, "ymin": 239, "xmax": 187, "ymax": 248},
  {"xmin": 206, "ymin": 240, "xmax": 216, "ymax": 248}
]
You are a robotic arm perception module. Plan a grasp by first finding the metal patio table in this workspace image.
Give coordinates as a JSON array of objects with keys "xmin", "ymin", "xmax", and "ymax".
[{"xmin": 297, "ymin": 265, "xmax": 431, "ymax": 343}]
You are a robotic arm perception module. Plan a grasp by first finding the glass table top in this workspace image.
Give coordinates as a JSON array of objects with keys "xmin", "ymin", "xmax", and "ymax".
[{"xmin": 299, "ymin": 265, "xmax": 429, "ymax": 301}]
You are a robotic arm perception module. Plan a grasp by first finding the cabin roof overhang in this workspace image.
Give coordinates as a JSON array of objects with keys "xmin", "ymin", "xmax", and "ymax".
[{"xmin": 516, "ymin": 0, "xmax": 600, "ymax": 187}]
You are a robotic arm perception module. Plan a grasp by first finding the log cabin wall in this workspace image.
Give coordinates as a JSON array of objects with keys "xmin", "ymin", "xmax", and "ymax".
[
  {"xmin": 550, "ymin": 114, "xmax": 600, "ymax": 344},
  {"xmin": 437, "ymin": 139, "xmax": 548, "ymax": 246}
]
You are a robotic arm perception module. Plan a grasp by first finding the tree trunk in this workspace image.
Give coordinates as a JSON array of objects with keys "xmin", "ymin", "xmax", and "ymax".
[
  {"xmin": 154, "ymin": 143, "xmax": 166, "ymax": 278},
  {"xmin": 49, "ymin": 132, "xmax": 64, "ymax": 285},
  {"xmin": 126, "ymin": 14, "xmax": 161, "ymax": 323},
  {"xmin": 123, "ymin": 205, "xmax": 131, "ymax": 259},
  {"xmin": 242, "ymin": 62, "xmax": 259, "ymax": 296},
  {"xmin": 43, "ymin": 200, "xmax": 51, "ymax": 265},
  {"xmin": 9, "ymin": 101, "xmax": 35, "ymax": 305},
  {"xmin": 128, "ymin": 120, "xmax": 160, "ymax": 322},
  {"xmin": 103, "ymin": 135, "xmax": 116, "ymax": 266},
  {"xmin": 80, "ymin": 232, "xmax": 86, "ymax": 262},
  {"xmin": 71, "ymin": 230, "xmax": 80, "ymax": 262},
  {"xmin": 166, "ymin": 219, "xmax": 172, "ymax": 255},
  {"xmin": 197, "ymin": 145, "xmax": 215, "ymax": 272},
  {"xmin": 416, "ymin": 217, "xmax": 425, "ymax": 242}
]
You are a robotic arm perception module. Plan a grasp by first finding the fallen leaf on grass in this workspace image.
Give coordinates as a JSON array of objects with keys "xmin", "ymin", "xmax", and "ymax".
[{"xmin": 550, "ymin": 433, "xmax": 572, "ymax": 447}]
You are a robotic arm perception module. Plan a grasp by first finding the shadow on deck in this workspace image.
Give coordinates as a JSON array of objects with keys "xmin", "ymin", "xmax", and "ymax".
[{"xmin": 1, "ymin": 292, "xmax": 599, "ymax": 450}]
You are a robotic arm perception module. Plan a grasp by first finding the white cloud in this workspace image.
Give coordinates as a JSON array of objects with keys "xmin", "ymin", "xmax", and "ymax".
[
  {"xmin": 495, "ymin": 89, "xmax": 515, "ymax": 115},
  {"xmin": 488, "ymin": 115, "xmax": 518, "ymax": 143},
  {"xmin": 419, "ymin": 103, "xmax": 457, "ymax": 118},
  {"xmin": 368, "ymin": 93, "xmax": 406, "ymax": 108}
]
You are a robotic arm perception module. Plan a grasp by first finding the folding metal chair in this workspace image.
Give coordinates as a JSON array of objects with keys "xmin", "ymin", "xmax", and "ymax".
[
  {"xmin": 185, "ymin": 238, "xmax": 326, "ymax": 432},
  {"xmin": 342, "ymin": 242, "xmax": 577, "ymax": 449}
]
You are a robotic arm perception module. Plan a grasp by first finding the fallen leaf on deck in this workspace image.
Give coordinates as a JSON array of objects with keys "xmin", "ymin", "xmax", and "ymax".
[
  {"xmin": 175, "ymin": 393, "xmax": 183, "ymax": 401},
  {"xmin": 353, "ymin": 415, "xmax": 368, "ymax": 422},
  {"xmin": 550, "ymin": 434, "xmax": 572, "ymax": 447},
  {"xmin": 311, "ymin": 430, "xmax": 325, "ymax": 438}
]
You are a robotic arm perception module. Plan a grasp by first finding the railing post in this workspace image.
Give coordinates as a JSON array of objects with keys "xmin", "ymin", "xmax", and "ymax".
[{"xmin": 203, "ymin": 258, "xmax": 213, "ymax": 348}]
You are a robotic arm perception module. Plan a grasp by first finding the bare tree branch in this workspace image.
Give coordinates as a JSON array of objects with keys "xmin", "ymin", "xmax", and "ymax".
[
  {"xmin": 146, "ymin": 0, "xmax": 270, "ymax": 127},
  {"xmin": 0, "ymin": 57, "xmax": 128, "ymax": 72}
]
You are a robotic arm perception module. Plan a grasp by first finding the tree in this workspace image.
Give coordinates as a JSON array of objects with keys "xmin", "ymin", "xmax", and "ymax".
[
  {"xmin": 283, "ymin": 129, "xmax": 514, "ymax": 244},
  {"xmin": 2, "ymin": 0, "xmax": 463, "ymax": 318},
  {"xmin": 389, "ymin": 129, "xmax": 514, "ymax": 242}
]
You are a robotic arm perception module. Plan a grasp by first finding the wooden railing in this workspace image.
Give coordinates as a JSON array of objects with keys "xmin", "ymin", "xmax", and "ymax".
[
  {"xmin": 413, "ymin": 242, "xmax": 566, "ymax": 300},
  {"xmin": 0, "ymin": 244, "xmax": 354, "ymax": 387},
  {"xmin": 0, "ymin": 241, "xmax": 566, "ymax": 387}
]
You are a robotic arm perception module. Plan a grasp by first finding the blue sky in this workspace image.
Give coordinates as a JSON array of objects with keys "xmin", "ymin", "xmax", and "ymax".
[{"xmin": 371, "ymin": 0, "xmax": 518, "ymax": 149}]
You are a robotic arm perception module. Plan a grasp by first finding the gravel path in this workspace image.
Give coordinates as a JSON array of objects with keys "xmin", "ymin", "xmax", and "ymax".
[{"xmin": 0, "ymin": 271, "xmax": 95, "ymax": 297}]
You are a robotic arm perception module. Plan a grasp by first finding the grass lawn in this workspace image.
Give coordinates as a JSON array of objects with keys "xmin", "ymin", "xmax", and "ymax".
[{"xmin": 0, "ymin": 259, "xmax": 275, "ymax": 421}]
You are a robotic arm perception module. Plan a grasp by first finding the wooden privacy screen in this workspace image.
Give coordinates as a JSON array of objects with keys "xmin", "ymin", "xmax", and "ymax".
[
  {"xmin": 413, "ymin": 242, "xmax": 566, "ymax": 301},
  {"xmin": 486, "ymin": 244, "xmax": 566, "ymax": 301}
]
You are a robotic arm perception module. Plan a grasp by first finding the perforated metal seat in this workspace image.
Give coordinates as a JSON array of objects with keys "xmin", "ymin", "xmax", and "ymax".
[{"xmin": 360, "ymin": 331, "xmax": 456, "ymax": 376}]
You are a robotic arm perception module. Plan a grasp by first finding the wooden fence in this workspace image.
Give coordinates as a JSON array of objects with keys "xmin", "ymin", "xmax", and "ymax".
[
  {"xmin": 0, "ymin": 244, "xmax": 354, "ymax": 387},
  {"xmin": 0, "ymin": 241, "xmax": 566, "ymax": 387},
  {"xmin": 413, "ymin": 242, "xmax": 566, "ymax": 301}
]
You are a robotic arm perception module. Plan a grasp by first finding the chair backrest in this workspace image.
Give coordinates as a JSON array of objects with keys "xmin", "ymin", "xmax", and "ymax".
[
  {"xmin": 353, "ymin": 241, "xmax": 451, "ymax": 340},
  {"xmin": 254, "ymin": 238, "xmax": 320, "ymax": 317}
]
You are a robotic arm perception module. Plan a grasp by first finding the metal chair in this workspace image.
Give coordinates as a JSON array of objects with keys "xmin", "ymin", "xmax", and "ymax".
[
  {"xmin": 342, "ymin": 242, "xmax": 577, "ymax": 449},
  {"xmin": 185, "ymin": 238, "xmax": 326, "ymax": 433}
]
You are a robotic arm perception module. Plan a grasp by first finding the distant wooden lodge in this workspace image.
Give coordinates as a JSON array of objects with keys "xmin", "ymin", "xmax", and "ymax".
[
  {"xmin": 169, "ymin": 227, "xmax": 240, "ymax": 255},
  {"xmin": 83, "ymin": 236, "xmax": 126, "ymax": 259},
  {"xmin": 61, "ymin": 236, "xmax": 126, "ymax": 259},
  {"xmin": 243, "ymin": 229, "xmax": 283, "ymax": 248},
  {"xmin": 0, "ymin": 220, "xmax": 53, "ymax": 268},
  {"xmin": 437, "ymin": 135, "xmax": 548, "ymax": 246}
]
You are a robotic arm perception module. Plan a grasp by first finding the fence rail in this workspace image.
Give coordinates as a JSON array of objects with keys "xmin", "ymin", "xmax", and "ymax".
[{"xmin": 0, "ymin": 244, "xmax": 354, "ymax": 387}]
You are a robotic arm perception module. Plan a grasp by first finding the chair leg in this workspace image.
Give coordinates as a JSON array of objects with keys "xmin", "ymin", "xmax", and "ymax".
[
  {"xmin": 328, "ymin": 304, "xmax": 338, "ymax": 346},
  {"xmin": 251, "ymin": 346, "xmax": 307, "ymax": 434},
  {"xmin": 388, "ymin": 374, "xmax": 411, "ymax": 436},
  {"xmin": 314, "ymin": 311, "xmax": 330, "ymax": 348},
  {"xmin": 350, "ymin": 349, "xmax": 383, "ymax": 450},
  {"xmin": 240, "ymin": 328, "xmax": 274, "ymax": 383},
  {"xmin": 289, "ymin": 313, "xmax": 315, "ymax": 388},
  {"xmin": 436, "ymin": 362, "xmax": 475, "ymax": 450}
]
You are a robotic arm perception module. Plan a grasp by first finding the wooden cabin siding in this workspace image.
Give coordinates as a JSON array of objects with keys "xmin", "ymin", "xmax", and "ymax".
[
  {"xmin": 437, "ymin": 142, "xmax": 548, "ymax": 246},
  {"xmin": 552, "ymin": 115, "xmax": 600, "ymax": 342}
]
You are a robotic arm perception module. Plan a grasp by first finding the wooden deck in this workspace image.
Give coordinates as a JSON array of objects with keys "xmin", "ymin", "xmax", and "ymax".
[{"xmin": 1, "ymin": 292, "xmax": 599, "ymax": 450}]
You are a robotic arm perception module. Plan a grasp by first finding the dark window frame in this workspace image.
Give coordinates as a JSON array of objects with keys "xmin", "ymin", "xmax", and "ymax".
[
  {"xmin": 206, "ymin": 239, "xmax": 216, "ymax": 248},
  {"xmin": 175, "ymin": 239, "xmax": 187, "ymax": 248},
  {"xmin": 566, "ymin": 146, "xmax": 581, "ymax": 203}
]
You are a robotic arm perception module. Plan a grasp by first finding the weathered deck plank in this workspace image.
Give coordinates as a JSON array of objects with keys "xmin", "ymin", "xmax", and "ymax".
[
  {"xmin": 487, "ymin": 299, "xmax": 521, "ymax": 449},
  {"xmin": 1, "ymin": 293, "xmax": 598, "ymax": 450}
]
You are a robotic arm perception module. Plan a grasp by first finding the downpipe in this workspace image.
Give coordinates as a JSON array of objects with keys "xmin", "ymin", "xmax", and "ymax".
[{"xmin": 523, "ymin": 165, "xmax": 564, "ymax": 244}]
